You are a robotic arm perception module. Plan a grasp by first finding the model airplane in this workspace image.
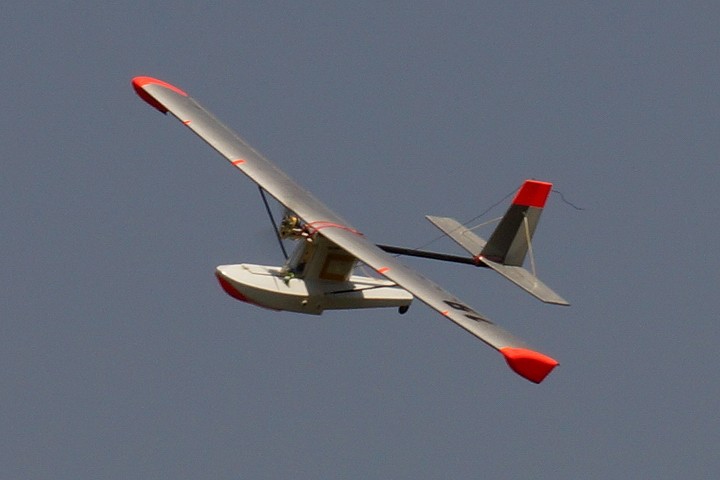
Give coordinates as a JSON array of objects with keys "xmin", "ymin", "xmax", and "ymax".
[{"xmin": 132, "ymin": 76, "xmax": 569, "ymax": 384}]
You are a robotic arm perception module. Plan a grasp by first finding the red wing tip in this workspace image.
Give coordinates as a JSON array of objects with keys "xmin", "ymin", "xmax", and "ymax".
[
  {"xmin": 132, "ymin": 76, "xmax": 188, "ymax": 96},
  {"xmin": 500, "ymin": 347, "xmax": 559, "ymax": 384},
  {"xmin": 512, "ymin": 180, "xmax": 553, "ymax": 208},
  {"xmin": 131, "ymin": 76, "xmax": 188, "ymax": 113}
]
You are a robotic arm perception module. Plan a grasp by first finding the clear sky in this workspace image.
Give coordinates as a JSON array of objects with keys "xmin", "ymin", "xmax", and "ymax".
[{"xmin": 3, "ymin": 2, "xmax": 719, "ymax": 478}]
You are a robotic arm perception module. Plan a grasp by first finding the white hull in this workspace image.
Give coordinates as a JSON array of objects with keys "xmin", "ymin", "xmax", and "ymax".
[{"xmin": 216, "ymin": 264, "xmax": 413, "ymax": 315}]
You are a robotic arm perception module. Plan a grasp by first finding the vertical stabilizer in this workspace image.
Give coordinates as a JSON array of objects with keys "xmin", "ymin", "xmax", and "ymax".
[
  {"xmin": 481, "ymin": 180, "xmax": 551, "ymax": 266},
  {"xmin": 426, "ymin": 180, "xmax": 569, "ymax": 305}
]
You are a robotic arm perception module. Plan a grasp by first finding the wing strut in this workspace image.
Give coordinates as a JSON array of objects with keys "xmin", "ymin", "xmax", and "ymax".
[{"xmin": 258, "ymin": 186, "xmax": 289, "ymax": 260}]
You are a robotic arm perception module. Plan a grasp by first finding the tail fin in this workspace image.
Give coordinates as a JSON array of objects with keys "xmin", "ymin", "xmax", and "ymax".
[
  {"xmin": 481, "ymin": 180, "xmax": 551, "ymax": 266},
  {"xmin": 426, "ymin": 180, "xmax": 569, "ymax": 306}
]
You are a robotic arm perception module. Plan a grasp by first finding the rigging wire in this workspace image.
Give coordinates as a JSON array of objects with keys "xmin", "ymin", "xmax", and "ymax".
[
  {"xmin": 466, "ymin": 216, "xmax": 503, "ymax": 232},
  {"xmin": 258, "ymin": 186, "xmax": 289, "ymax": 260},
  {"xmin": 409, "ymin": 187, "xmax": 517, "ymax": 253},
  {"xmin": 459, "ymin": 188, "xmax": 517, "ymax": 228},
  {"xmin": 552, "ymin": 188, "xmax": 585, "ymax": 210},
  {"xmin": 404, "ymin": 185, "xmax": 584, "ymax": 256},
  {"xmin": 522, "ymin": 214, "xmax": 537, "ymax": 277}
]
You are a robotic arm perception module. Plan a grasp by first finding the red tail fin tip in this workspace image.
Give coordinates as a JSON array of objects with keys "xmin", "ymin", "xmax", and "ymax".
[{"xmin": 512, "ymin": 180, "xmax": 553, "ymax": 208}]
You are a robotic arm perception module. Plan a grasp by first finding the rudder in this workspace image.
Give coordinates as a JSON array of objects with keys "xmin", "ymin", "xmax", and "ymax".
[{"xmin": 480, "ymin": 180, "xmax": 552, "ymax": 266}]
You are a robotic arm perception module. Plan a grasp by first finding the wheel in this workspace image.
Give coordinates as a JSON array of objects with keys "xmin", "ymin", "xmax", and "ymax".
[{"xmin": 398, "ymin": 305, "xmax": 409, "ymax": 314}]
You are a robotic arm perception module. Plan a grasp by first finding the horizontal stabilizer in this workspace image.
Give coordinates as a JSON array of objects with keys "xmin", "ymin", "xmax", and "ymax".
[
  {"xmin": 480, "ymin": 257, "xmax": 569, "ymax": 306},
  {"xmin": 425, "ymin": 215, "xmax": 486, "ymax": 255},
  {"xmin": 425, "ymin": 212, "xmax": 568, "ymax": 305}
]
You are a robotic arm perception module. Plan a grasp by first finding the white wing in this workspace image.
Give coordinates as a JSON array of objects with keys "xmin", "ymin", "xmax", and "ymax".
[{"xmin": 132, "ymin": 76, "xmax": 559, "ymax": 383}]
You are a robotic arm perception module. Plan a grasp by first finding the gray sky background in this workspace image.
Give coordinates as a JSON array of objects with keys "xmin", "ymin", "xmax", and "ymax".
[{"xmin": 3, "ymin": 2, "xmax": 719, "ymax": 478}]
